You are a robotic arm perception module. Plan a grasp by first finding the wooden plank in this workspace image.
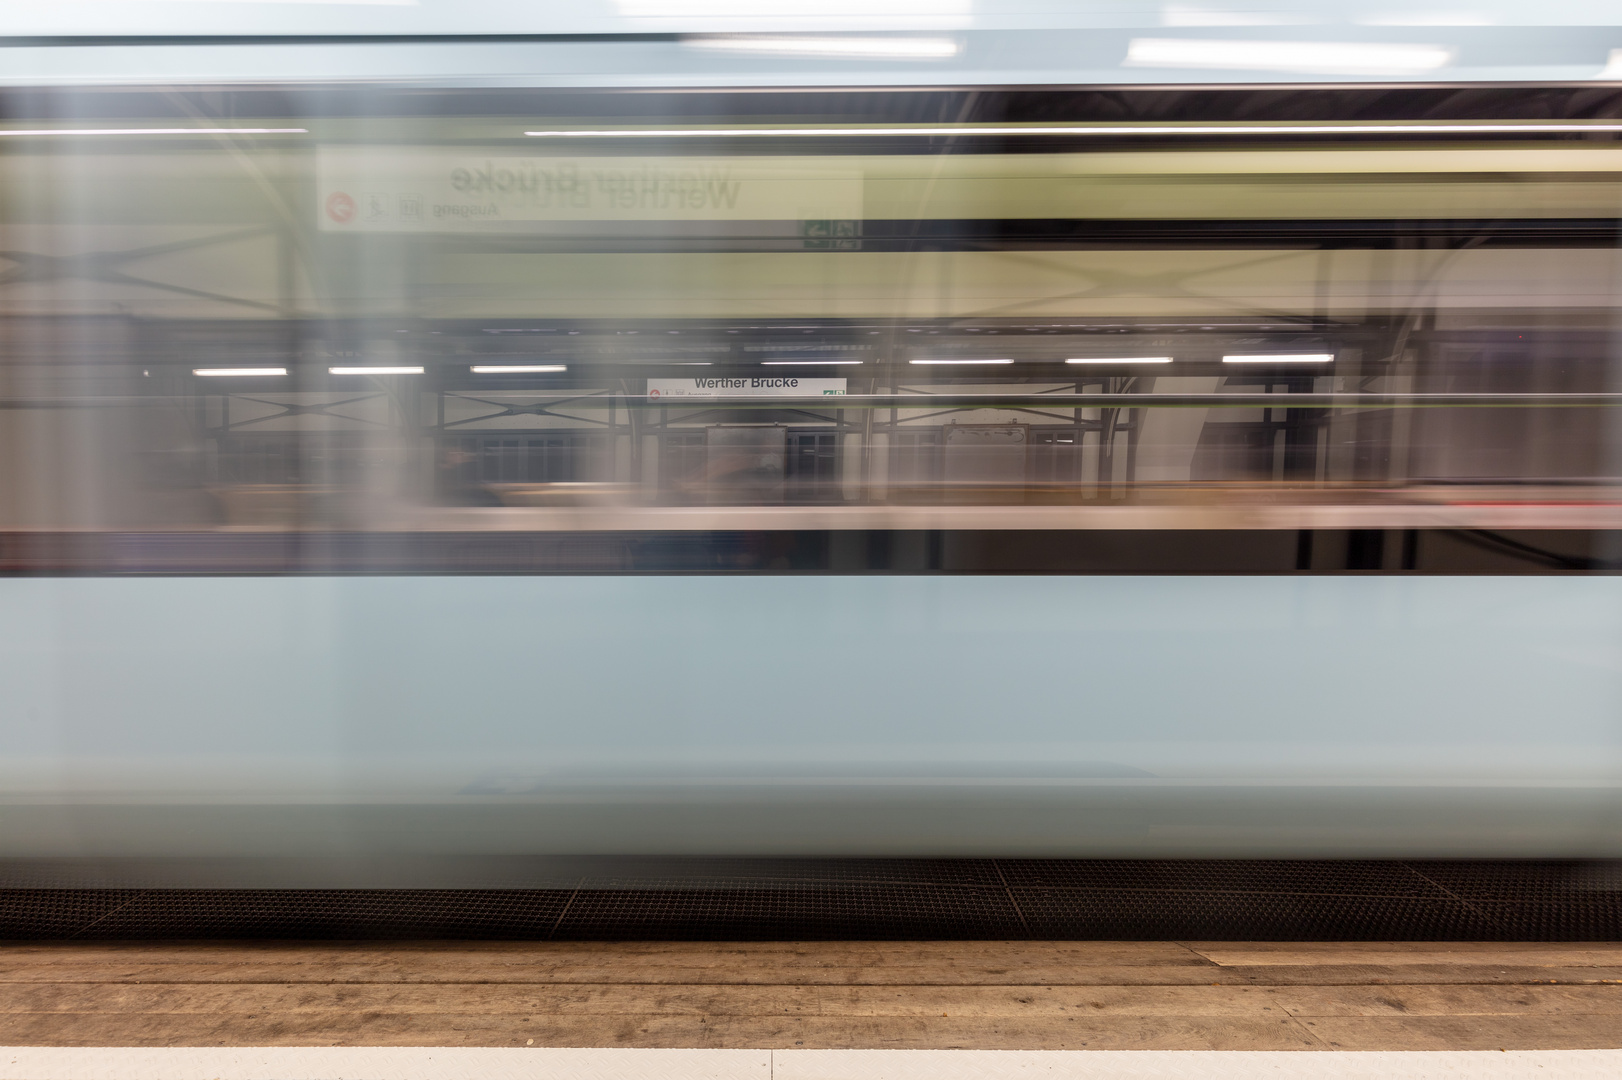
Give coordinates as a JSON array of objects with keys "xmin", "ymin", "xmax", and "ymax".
[
  {"xmin": 0, "ymin": 982, "xmax": 1327, "ymax": 1016},
  {"xmin": 1190, "ymin": 965, "xmax": 1622, "ymax": 986},
  {"xmin": 1269, "ymin": 983, "xmax": 1622, "ymax": 1016},
  {"xmin": 3, "ymin": 982, "xmax": 1618, "ymax": 1021},
  {"xmin": 0, "ymin": 940, "xmax": 1206, "ymax": 953},
  {"xmin": 4, "ymin": 963, "xmax": 1622, "ymax": 988},
  {"xmin": 3, "ymin": 963, "xmax": 1619, "ymax": 988},
  {"xmin": 0, "ymin": 942, "xmax": 1206, "ymax": 966},
  {"xmin": 0, "ymin": 960, "xmax": 1218, "ymax": 983},
  {"xmin": 0, "ymin": 942, "xmax": 1216, "ymax": 987},
  {"xmin": 1191, "ymin": 944, "xmax": 1622, "ymax": 967},
  {"xmin": 0, "ymin": 1013, "xmax": 1329, "ymax": 1051},
  {"xmin": 0, "ymin": 965, "xmax": 1235, "ymax": 987},
  {"xmin": 1292, "ymin": 1015, "xmax": 1622, "ymax": 1052}
]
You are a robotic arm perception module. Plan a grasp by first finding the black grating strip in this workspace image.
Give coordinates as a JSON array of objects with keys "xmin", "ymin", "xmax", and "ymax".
[
  {"xmin": 1, "ymin": 860, "xmax": 1619, "ymax": 941},
  {"xmin": 6, "ymin": 85, "xmax": 1622, "ymax": 128},
  {"xmin": 3, "ymin": 530, "xmax": 1616, "ymax": 575}
]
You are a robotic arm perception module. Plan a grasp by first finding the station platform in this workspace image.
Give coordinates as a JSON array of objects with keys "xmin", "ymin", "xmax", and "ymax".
[
  {"xmin": 1, "ymin": 861, "xmax": 1618, "ymax": 1075},
  {"xmin": 0, "ymin": 939, "xmax": 1620, "ymax": 1052}
]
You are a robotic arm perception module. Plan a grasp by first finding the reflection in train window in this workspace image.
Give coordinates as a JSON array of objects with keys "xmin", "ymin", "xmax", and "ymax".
[{"xmin": 1, "ymin": 86, "xmax": 1620, "ymax": 572}]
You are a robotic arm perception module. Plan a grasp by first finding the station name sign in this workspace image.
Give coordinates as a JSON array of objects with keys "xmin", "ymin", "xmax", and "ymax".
[
  {"xmin": 317, "ymin": 149, "xmax": 862, "ymax": 231},
  {"xmin": 646, "ymin": 378, "xmax": 847, "ymax": 399}
]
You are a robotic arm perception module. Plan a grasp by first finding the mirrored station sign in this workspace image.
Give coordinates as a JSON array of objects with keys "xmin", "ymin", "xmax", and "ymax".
[
  {"xmin": 646, "ymin": 378, "xmax": 847, "ymax": 399},
  {"xmin": 317, "ymin": 150, "xmax": 863, "ymax": 231}
]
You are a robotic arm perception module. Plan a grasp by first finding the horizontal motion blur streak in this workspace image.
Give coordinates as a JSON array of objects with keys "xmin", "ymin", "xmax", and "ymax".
[
  {"xmin": 1066, "ymin": 357, "xmax": 1173, "ymax": 365},
  {"xmin": 1223, "ymin": 354, "xmax": 1335, "ymax": 364},
  {"xmin": 683, "ymin": 36, "xmax": 961, "ymax": 59},
  {"xmin": 10, "ymin": 73, "xmax": 1622, "ymax": 873},
  {"xmin": 0, "ymin": 128, "xmax": 307, "ymax": 137},
  {"xmin": 471, "ymin": 392, "xmax": 1622, "ymax": 409},
  {"xmin": 1124, "ymin": 38, "xmax": 1456, "ymax": 76},
  {"xmin": 524, "ymin": 123, "xmax": 1622, "ymax": 138},
  {"xmin": 470, "ymin": 365, "xmax": 567, "ymax": 374},
  {"xmin": 6, "ymin": 393, "xmax": 1617, "ymax": 410}
]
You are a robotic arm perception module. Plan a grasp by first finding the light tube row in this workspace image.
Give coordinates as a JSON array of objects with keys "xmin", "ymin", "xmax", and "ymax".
[
  {"xmin": 1222, "ymin": 354, "xmax": 1334, "ymax": 364},
  {"xmin": 1124, "ymin": 38, "xmax": 1454, "ymax": 75},
  {"xmin": 470, "ymin": 365, "xmax": 567, "ymax": 373},
  {"xmin": 912, "ymin": 356, "xmax": 1331, "ymax": 365},
  {"xmin": 684, "ymin": 36, "xmax": 961, "ymax": 59},
  {"xmin": 199, "ymin": 357, "xmax": 1335, "ymax": 377},
  {"xmin": 1, "ymin": 128, "xmax": 307, "ymax": 137}
]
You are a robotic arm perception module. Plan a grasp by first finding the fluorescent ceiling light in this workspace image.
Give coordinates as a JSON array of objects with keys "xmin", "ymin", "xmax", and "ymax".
[
  {"xmin": 471, "ymin": 365, "xmax": 567, "ymax": 374},
  {"xmin": 0, "ymin": 128, "xmax": 306, "ymax": 137},
  {"xmin": 193, "ymin": 367, "xmax": 286, "ymax": 377},
  {"xmin": 1162, "ymin": 5, "xmax": 1314, "ymax": 27},
  {"xmin": 1358, "ymin": 11, "xmax": 1496, "ymax": 26},
  {"xmin": 329, "ymin": 366, "xmax": 424, "ymax": 375},
  {"xmin": 151, "ymin": 0, "xmax": 413, "ymax": 4},
  {"xmin": 1124, "ymin": 38, "xmax": 1454, "ymax": 75},
  {"xmin": 685, "ymin": 35, "xmax": 959, "ymax": 58},
  {"xmin": 1223, "ymin": 354, "xmax": 1334, "ymax": 364},
  {"xmin": 910, "ymin": 358, "xmax": 1015, "ymax": 365},
  {"xmin": 1066, "ymin": 357, "xmax": 1173, "ymax": 365},
  {"xmin": 616, "ymin": 0, "xmax": 972, "ymax": 26},
  {"xmin": 524, "ymin": 121, "xmax": 1621, "ymax": 138},
  {"xmin": 761, "ymin": 360, "xmax": 863, "ymax": 365}
]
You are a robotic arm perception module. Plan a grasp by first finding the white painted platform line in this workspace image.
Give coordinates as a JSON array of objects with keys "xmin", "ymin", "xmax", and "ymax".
[
  {"xmin": 3, "ymin": 1048, "xmax": 1622, "ymax": 1080},
  {"xmin": 779, "ymin": 1049, "xmax": 1622, "ymax": 1078}
]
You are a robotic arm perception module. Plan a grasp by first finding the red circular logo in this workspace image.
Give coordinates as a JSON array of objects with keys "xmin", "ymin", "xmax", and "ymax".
[
  {"xmin": 648, "ymin": 388, "xmax": 661, "ymax": 399},
  {"xmin": 326, "ymin": 191, "xmax": 356, "ymax": 224}
]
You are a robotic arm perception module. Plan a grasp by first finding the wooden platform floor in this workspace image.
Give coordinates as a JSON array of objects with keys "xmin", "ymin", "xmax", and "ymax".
[{"xmin": 1, "ymin": 941, "xmax": 1620, "ymax": 1051}]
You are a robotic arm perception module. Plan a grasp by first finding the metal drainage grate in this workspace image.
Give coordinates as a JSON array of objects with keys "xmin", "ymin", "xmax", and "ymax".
[{"xmin": 0, "ymin": 860, "xmax": 1618, "ymax": 941}]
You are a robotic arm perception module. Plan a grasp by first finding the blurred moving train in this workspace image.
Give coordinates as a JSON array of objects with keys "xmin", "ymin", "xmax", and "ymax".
[{"xmin": 6, "ymin": 1, "xmax": 1622, "ymax": 885}]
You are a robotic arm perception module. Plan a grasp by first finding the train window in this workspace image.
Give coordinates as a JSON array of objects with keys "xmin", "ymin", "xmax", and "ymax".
[
  {"xmin": 2, "ymin": 85, "xmax": 1621, "ymax": 571},
  {"xmin": 659, "ymin": 433, "xmax": 708, "ymax": 502},
  {"xmin": 214, "ymin": 437, "xmax": 304, "ymax": 487},
  {"xmin": 471, "ymin": 436, "xmax": 581, "ymax": 485},
  {"xmin": 787, "ymin": 431, "xmax": 840, "ymax": 503}
]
